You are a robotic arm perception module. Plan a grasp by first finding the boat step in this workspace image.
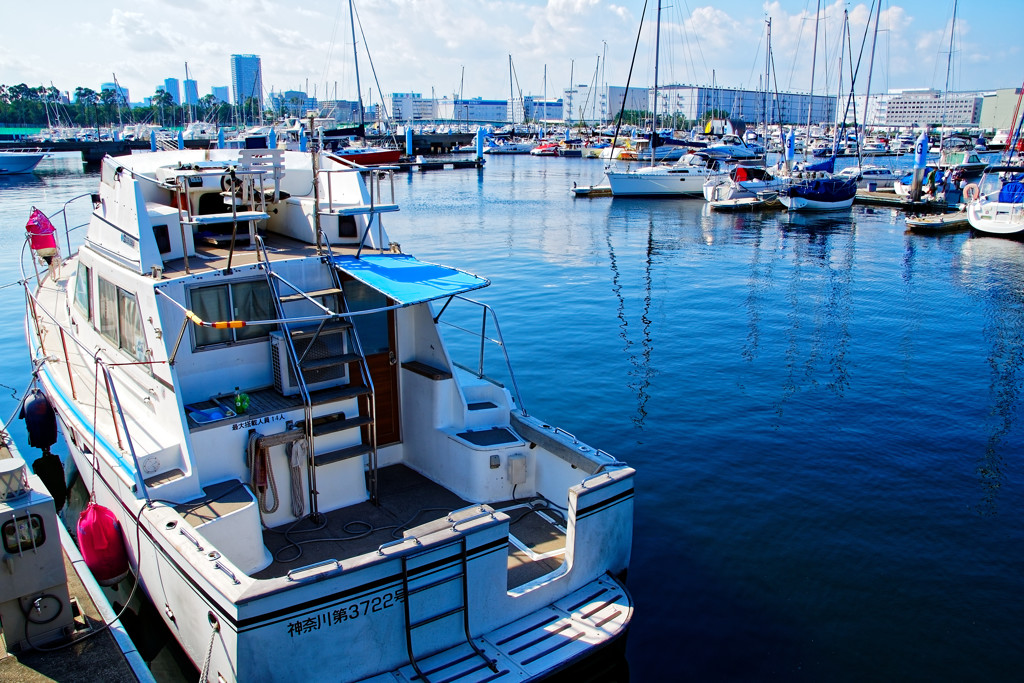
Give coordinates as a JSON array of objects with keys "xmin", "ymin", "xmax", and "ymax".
[
  {"xmin": 279, "ymin": 287, "xmax": 343, "ymax": 304},
  {"xmin": 288, "ymin": 321, "xmax": 351, "ymax": 340},
  {"xmin": 405, "ymin": 571, "xmax": 462, "ymax": 598},
  {"xmin": 312, "ymin": 413, "xmax": 372, "ymax": 437},
  {"xmin": 309, "ymin": 384, "xmax": 372, "ymax": 406},
  {"xmin": 468, "ymin": 402, "xmax": 498, "ymax": 411},
  {"xmin": 144, "ymin": 468, "xmax": 186, "ymax": 487},
  {"xmin": 300, "ymin": 352, "xmax": 360, "ymax": 371},
  {"xmin": 182, "ymin": 210, "xmax": 269, "ymax": 225},
  {"xmin": 314, "ymin": 442, "xmax": 372, "ymax": 466},
  {"xmin": 409, "ymin": 605, "xmax": 465, "ymax": 631}
]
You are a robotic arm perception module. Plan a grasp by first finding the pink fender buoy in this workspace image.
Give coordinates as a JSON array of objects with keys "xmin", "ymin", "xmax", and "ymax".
[
  {"xmin": 25, "ymin": 207, "xmax": 58, "ymax": 254},
  {"xmin": 77, "ymin": 503, "xmax": 130, "ymax": 586}
]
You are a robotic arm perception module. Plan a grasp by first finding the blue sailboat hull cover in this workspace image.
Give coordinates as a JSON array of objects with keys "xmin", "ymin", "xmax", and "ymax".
[{"xmin": 334, "ymin": 254, "xmax": 489, "ymax": 305}]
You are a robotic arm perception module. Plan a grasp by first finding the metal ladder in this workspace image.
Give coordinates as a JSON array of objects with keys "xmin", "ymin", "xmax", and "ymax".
[
  {"xmin": 256, "ymin": 231, "xmax": 379, "ymax": 517},
  {"xmin": 400, "ymin": 536, "xmax": 498, "ymax": 682}
]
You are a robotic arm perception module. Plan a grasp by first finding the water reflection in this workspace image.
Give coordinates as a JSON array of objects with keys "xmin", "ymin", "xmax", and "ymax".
[
  {"xmin": 604, "ymin": 210, "xmax": 654, "ymax": 429},
  {"xmin": 738, "ymin": 214, "xmax": 856, "ymax": 422},
  {"xmin": 956, "ymin": 236, "xmax": 1024, "ymax": 513}
]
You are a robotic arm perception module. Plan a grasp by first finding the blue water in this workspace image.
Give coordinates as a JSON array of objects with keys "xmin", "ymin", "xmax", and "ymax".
[{"xmin": 2, "ymin": 154, "xmax": 1022, "ymax": 681}]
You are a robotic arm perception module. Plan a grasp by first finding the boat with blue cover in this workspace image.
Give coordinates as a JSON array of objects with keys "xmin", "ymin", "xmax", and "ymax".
[{"xmin": 22, "ymin": 146, "xmax": 635, "ymax": 682}]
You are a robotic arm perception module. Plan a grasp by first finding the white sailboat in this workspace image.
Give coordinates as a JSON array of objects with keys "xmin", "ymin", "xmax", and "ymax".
[{"xmin": 606, "ymin": 3, "xmax": 734, "ymax": 197}]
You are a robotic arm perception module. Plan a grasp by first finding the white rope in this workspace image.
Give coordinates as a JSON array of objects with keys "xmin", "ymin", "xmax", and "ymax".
[
  {"xmin": 287, "ymin": 438, "xmax": 307, "ymax": 517},
  {"xmin": 199, "ymin": 619, "xmax": 220, "ymax": 682}
]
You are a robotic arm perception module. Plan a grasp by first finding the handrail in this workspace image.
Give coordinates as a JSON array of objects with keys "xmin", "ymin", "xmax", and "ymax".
[
  {"xmin": 320, "ymin": 231, "xmax": 380, "ymax": 504},
  {"xmin": 378, "ymin": 537, "xmax": 421, "ymax": 556},
  {"xmin": 179, "ymin": 526, "xmax": 204, "ymax": 551},
  {"xmin": 286, "ymin": 558, "xmax": 341, "ymax": 581},
  {"xmin": 433, "ymin": 296, "xmax": 527, "ymax": 417},
  {"xmin": 450, "ymin": 509, "xmax": 496, "ymax": 531},
  {"xmin": 23, "ymin": 282, "xmax": 159, "ymax": 500}
]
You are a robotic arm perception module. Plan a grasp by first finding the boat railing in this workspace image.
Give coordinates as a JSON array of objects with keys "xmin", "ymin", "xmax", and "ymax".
[
  {"xmin": 432, "ymin": 295, "xmax": 527, "ymax": 417},
  {"xmin": 316, "ymin": 158, "xmax": 398, "ymax": 258},
  {"xmin": 22, "ymin": 281, "xmax": 155, "ymax": 502}
]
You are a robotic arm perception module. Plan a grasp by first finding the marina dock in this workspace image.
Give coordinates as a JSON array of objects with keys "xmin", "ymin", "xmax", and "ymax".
[{"xmin": 854, "ymin": 188, "xmax": 950, "ymax": 212}]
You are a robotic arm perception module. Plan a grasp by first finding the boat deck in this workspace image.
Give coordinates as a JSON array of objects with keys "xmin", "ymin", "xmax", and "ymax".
[
  {"xmin": 252, "ymin": 464, "xmax": 566, "ymax": 589},
  {"xmin": 158, "ymin": 229, "xmax": 379, "ymax": 279}
]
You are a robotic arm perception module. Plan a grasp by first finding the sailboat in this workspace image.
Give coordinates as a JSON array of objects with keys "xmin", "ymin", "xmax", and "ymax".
[
  {"xmin": 606, "ymin": 1, "xmax": 732, "ymax": 197},
  {"xmin": 779, "ymin": 4, "xmax": 858, "ymax": 212},
  {"xmin": 322, "ymin": 0, "xmax": 402, "ymax": 164}
]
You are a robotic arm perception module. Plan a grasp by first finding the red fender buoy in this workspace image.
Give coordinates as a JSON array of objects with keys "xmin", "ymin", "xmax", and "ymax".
[
  {"xmin": 25, "ymin": 208, "xmax": 58, "ymax": 253},
  {"xmin": 78, "ymin": 503, "xmax": 130, "ymax": 586}
]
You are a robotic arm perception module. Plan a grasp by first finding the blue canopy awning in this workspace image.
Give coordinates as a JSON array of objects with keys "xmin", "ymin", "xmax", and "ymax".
[{"xmin": 333, "ymin": 254, "xmax": 489, "ymax": 305}]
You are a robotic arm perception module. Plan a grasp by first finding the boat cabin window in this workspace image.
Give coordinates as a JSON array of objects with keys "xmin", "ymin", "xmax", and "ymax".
[
  {"xmin": 73, "ymin": 262, "xmax": 92, "ymax": 321},
  {"xmin": 189, "ymin": 280, "xmax": 276, "ymax": 348},
  {"xmin": 97, "ymin": 277, "xmax": 147, "ymax": 362}
]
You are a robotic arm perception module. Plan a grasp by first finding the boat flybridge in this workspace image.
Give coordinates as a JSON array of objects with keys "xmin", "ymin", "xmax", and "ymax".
[{"xmin": 23, "ymin": 147, "xmax": 634, "ymax": 682}]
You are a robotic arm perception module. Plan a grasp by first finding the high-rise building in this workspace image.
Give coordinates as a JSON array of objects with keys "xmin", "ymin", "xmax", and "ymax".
[
  {"xmin": 230, "ymin": 54, "xmax": 264, "ymax": 107},
  {"xmin": 211, "ymin": 86, "xmax": 229, "ymax": 103},
  {"xmin": 99, "ymin": 82, "xmax": 130, "ymax": 106},
  {"xmin": 164, "ymin": 78, "xmax": 181, "ymax": 105},
  {"xmin": 183, "ymin": 79, "xmax": 199, "ymax": 106}
]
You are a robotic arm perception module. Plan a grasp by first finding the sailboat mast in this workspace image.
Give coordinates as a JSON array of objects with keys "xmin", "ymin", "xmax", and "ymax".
[
  {"xmin": 509, "ymin": 55, "xmax": 514, "ymax": 124},
  {"xmin": 805, "ymin": 0, "xmax": 821, "ymax": 156},
  {"xmin": 859, "ymin": 0, "xmax": 882, "ymax": 153},
  {"xmin": 834, "ymin": 11, "xmax": 847, "ymax": 154},
  {"xmin": 349, "ymin": 0, "xmax": 365, "ymax": 129},
  {"xmin": 765, "ymin": 19, "xmax": 771, "ymax": 142},
  {"xmin": 940, "ymin": 0, "xmax": 958, "ymax": 144},
  {"xmin": 652, "ymin": 0, "xmax": 661, "ymax": 168}
]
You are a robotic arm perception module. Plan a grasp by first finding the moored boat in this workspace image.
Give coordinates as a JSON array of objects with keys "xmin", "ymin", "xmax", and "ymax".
[
  {"xmin": 965, "ymin": 165, "xmax": 1024, "ymax": 236},
  {"xmin": 21, "ymin": 147, "xmax": 635, "ymax": 682},
  {"xmin": 0, "ymin": 150, "xmax": 46, "ymax": 174},
  {"xmin": 607, "ymin": 152, "xmax": 726, "ymax": 197},
  {"xmin": 836, "ymin": 164, "xmax": 900, "ymax": 189},
  {"xmin": 905, "ymin": 210, "xmax": 970, "ymax": 233},
  {"xmin": 778, "ymin": 174, "xmax": 859, "ymax": 211}
]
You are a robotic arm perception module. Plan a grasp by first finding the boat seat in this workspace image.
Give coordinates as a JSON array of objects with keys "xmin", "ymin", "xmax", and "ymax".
[{"xmin": 998, "ymin": 182, "xmax": 1024, "ymax": 203}]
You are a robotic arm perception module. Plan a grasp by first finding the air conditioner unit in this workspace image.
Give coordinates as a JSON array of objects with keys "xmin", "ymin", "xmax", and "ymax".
[{"xmin": 271, "ymin": 325, "xmax": 349, "ymax": 396}]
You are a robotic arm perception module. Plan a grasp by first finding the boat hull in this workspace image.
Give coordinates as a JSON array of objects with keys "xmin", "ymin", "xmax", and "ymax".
[
  {"xmin": 0, "ymin": 151, "xmax": 45, "ymax": 174},
  {"xmin": 607, "ymin": 165, "xmax": 710, "ymax": 197},
  {"xmin": 331, "ymin": 148, "xmax": 402, "ymax": 165},
  {"xmin": 780, "ymin": 194, "xmax": 855, "ymax": 211},
  {"xmin": 966, "ymin": 201, "xmax": 1024, "ymax": 235}
]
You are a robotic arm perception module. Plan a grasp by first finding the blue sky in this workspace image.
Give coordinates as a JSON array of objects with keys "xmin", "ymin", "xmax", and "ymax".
[{"xmin": 1, "ymin": 1, "xmax": 1020, "ymax": 104}]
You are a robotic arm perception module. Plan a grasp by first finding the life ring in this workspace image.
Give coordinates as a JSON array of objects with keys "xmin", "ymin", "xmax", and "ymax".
[{"xmin": 964, "ymin": 183, "xmax": 980, "ymax": 201}]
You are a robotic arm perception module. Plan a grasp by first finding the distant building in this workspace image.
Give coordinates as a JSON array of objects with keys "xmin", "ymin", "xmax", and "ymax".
[
  {"xmin": 979, "ymin": 88, "xmax": 1022, "ymax": 131},
  {"xmin": 317, "ymin": 100, "xmax": 361, "ymax": 124},
  {"xmin": 391, "ymin": 93, "xmax": 435, "ymax": 122},
  {"xmin": 517, "ymin": 97, "xmax": 563, "ymax": 124},
  {"xmin": 655, "ymin": 85, "xmax": 835, "ymax": 127},
  {"xmin": 99, "ymin": 82, "xmax": 130, "ymax": 106},
  {"xmin": 183, "ymin": 79, "xmax": 199, "ymax": 106},
  {"xmin": 562, "ymin": 84, "xmax": 648, "ymax": 125},
  {"xmin": 269, "ymin": 90, "xmax": 317, "ymax": 117},
  {"xmin": 882, "ymin": 88, "xmax": 982, "ymax": 127},
  {"xmin": 436, "ymin": 97, "xmax": 508, "ymax": 123},
  {"xmin": 230, "ymin": 54, "xmax": 264, "ymax": 107},
  {"xmin": 163, "ymin": 78, "xmax": 181, "ymax": 105},
  {"xmin": 210, "ymin": 86, "xmax": 229, "ymax": 103}
]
